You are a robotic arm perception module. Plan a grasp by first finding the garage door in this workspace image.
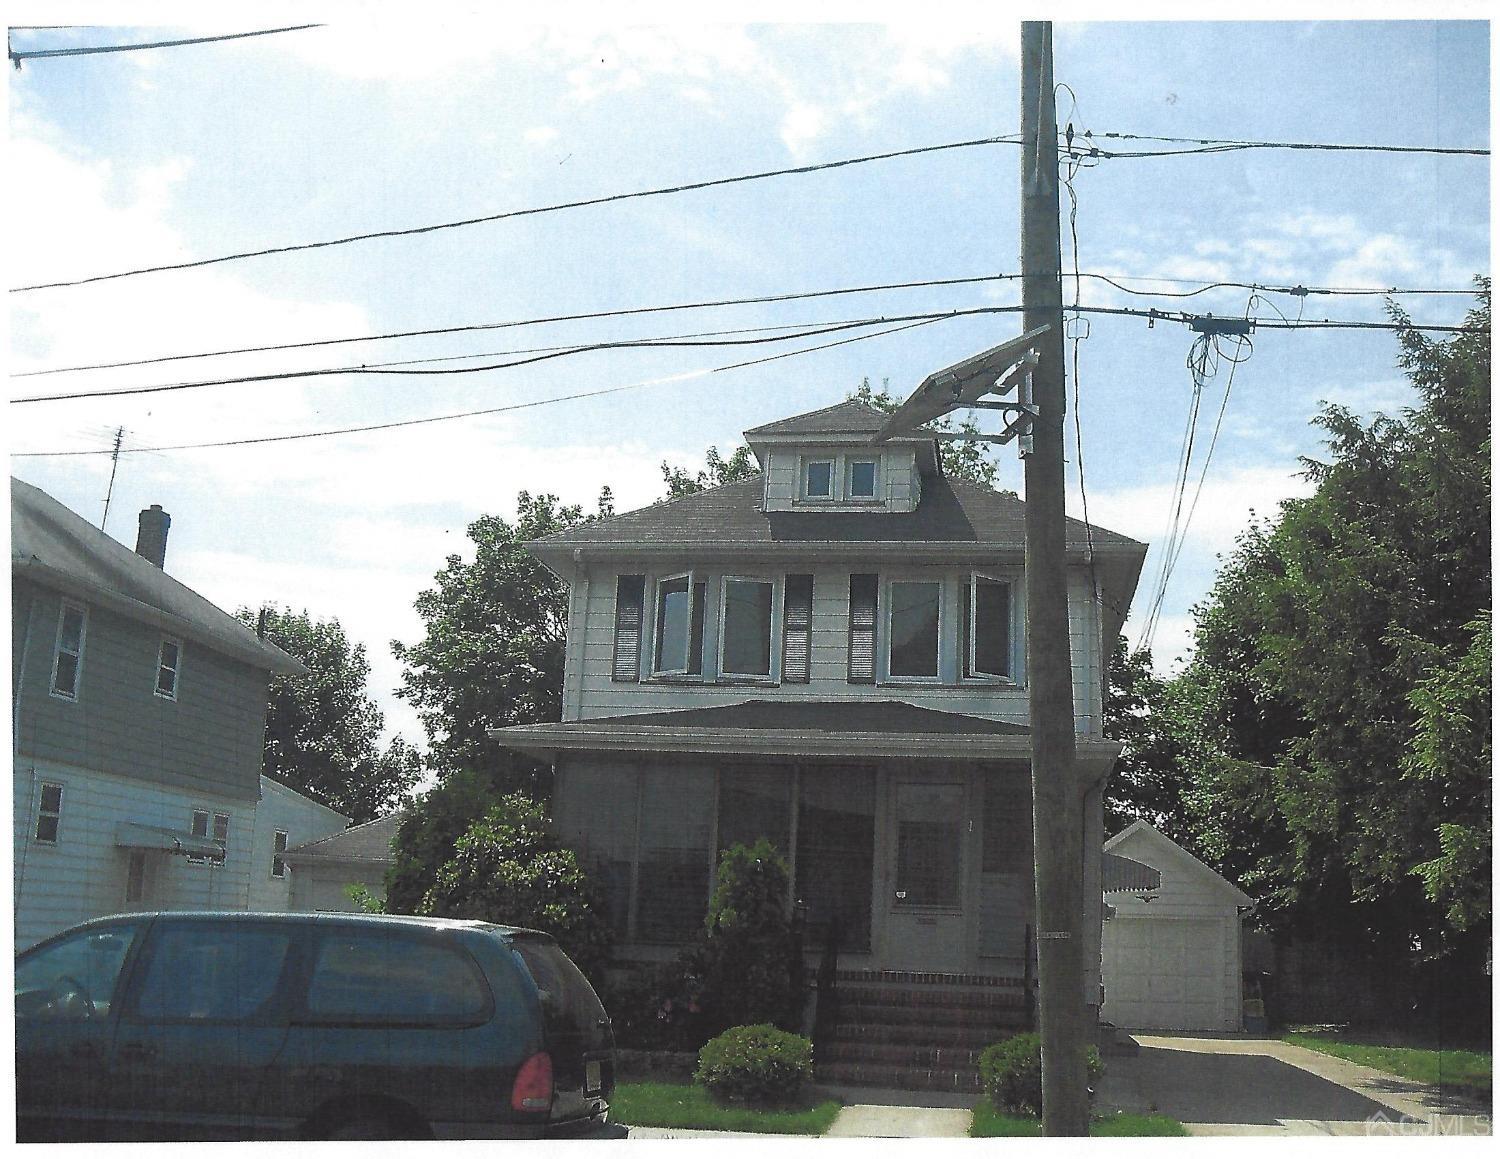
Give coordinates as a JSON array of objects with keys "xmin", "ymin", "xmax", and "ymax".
[{"xmin": 1102, "ymin": 916, "xmax": 1227, "ymax": 1031}]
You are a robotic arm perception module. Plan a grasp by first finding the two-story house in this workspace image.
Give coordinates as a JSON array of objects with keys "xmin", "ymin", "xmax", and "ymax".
[
  {"xmin": 11, "ymin": 479, "xmax": 346, "ymax": 949},
  {"xmin": 492, "ymin": 402, "xmax": 1147, "ymax": 1083}
]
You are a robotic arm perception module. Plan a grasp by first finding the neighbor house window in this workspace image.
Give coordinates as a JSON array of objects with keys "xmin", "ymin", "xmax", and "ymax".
[
  {"xmin": 50, "ymin": 601, "xmax": 87, "ymax": 700},
  {"xmin": 653, "ymin": 574, "xmax": 705, "ymax": 676},
  {"xmin": 271, "ymin": 831, "xmax": 288, "ymax": 878},
  {"xmin": 720, "ymin": 577, "xmax": 775, "ymax": 679},
  {"xmin": 847, "ymin": 458, "xmax": 879, "ymax": 499},
  {"xmin": 34, "ymin": 782, "xmax": 64, "ymax": 844},
  {"xmin": 188, "ymin": 809, "xmax": 229, "ymax": 865},
  {"xmin": 802, "ymin": 459, "xmax": 834, "ymax": 500},
  {"xmin": 963, "ymin": 574, "xmax": 1014, "ymax": 679},
  {"xmin": 155, "ymin": 637, "xmax": 182, "ymax": 700},
  {"xmin": 887, "ymin": 580, "xmax": 941, "ymax": 679}
]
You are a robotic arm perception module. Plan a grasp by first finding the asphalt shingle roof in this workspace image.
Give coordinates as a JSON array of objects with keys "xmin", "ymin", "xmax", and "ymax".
[
  {"xmin": 286, "ymin": 811, "xmax": 405, "ymax": 864},
  {"xmin": 556, "ymin": 699, "xmax": 1030, "ymax": 735},
  {"xmin": 744, "ymin": 399, "xmax": 932, "ymax": 439}
]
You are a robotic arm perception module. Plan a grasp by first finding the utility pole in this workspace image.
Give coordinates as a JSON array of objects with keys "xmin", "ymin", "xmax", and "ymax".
[{"xmin": 1020, "ymin": 20, "xmax": 1090, "ymax": 1136}]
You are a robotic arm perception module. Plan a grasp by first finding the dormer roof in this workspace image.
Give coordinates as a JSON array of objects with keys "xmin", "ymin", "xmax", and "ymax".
[{"xmin": 744, "ymin": 400, "xmax": 940, "ymax": 474}]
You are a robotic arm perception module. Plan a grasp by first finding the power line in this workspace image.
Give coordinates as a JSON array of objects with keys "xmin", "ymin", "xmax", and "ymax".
[
  {"xmin": 8, "ymin": 25, "xmax": 322, "ymax": 67},
  {"xmin": 13, "ymin": 300, "xmax": 1482, "ymax": 406},
  {"xmin": 10, "ymin": 135, "xmax": 1024, "ymax": 293},
  {"xmin": 10, "ymin": 316, "xmax": 941, "ymax": 459},
  {"xmin": 18, "ymin": 270, "xmax": 1480, "ymax": 382},
  {"xmin": 1089, "ymin": 131, "xmax": 1490, "ymax": 158}
]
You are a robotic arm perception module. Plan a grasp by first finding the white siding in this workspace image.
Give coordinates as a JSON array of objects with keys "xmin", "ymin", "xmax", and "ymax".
[
  {"xmin": 760, "ymin": 447, "xmax": 920, "ymax": 512},
  {"xmin": 289, "ymin": 863, "xmax": 388, "ymax": 912},
  {"xmin": 245, "ymin": 778, "xmax": 347, "ymax": 912}
]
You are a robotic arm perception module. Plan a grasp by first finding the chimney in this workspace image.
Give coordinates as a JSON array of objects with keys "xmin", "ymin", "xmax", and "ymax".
[{"xmin": 135, "ymin": 504, "xmax": 171, "ymax": 569}]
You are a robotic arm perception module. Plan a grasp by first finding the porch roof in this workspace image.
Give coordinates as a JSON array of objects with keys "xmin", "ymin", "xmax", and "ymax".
[{"xmin": 492, "ymin": 699, "xmax": 1123, "ymax": 765}]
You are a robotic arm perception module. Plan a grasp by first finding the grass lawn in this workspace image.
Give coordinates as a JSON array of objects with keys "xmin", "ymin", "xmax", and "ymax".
[
  {"xmin": 970, "ymin": 1104, "xmax": 1188, "ymax": 1137},
  {"xmin": 1285, "ymin": 1030, "xmax": 1492, "ymax": 1098},
  {"xmin": 611, "ymin": 1081, "xmax": 843, "ymax": 1134}
]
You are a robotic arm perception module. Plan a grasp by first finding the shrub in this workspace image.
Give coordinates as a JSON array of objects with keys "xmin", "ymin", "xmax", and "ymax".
[
  {"xmin": 978, "ymin": 1032, "xmax": 1103, "ymax": 1116},
  {"xmin": 695, "ymin": 1024, "xmax": 814, "ymax": 1106},
  {"xmin": 596, "ymin": 962, "xmax": 706, "ymax": 1051},
  {"xmin": 685, "ymin": 840, "xmax": 803, "ymax": 1037}
]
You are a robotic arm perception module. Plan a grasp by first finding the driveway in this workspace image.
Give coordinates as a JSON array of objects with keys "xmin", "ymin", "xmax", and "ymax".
[{"xmin": 1098, "ymin": 1034, "xmax": 1492, "ymax": 1136}]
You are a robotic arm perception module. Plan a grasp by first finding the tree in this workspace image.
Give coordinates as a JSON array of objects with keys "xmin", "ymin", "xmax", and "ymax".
[
  {"xmin": 661, "ymin": 444, "xmax": 758, "ymax": 498},
  {"xmin": 1171, "ymin": 289, "xmax": 1490, "ymax": 976},
  {"xmin": 419, "ymin": 792, "xmax": 613, "ymax": 982},
  {"xmin": 384, "ymin": 766, "xmax": 512, "ymax": 914},
  {"xmin": 849, "ymin": 378, "xmax": 1004, "ymax": 487},
  {"xmin": 392, "ymin": 491, "xmax": 602, "ymax": 787},
  {"xmin": 1101, "ymin": 636, "xmax": 1193, "ymax": 842},
  {"xmin": 238, "ymin": 606, "xmax": 421, "ymax": 823}
]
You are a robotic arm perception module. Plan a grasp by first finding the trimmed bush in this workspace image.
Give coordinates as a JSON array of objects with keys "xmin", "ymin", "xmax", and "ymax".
[
  {"xmin": 694, "ymin": 1024, "xmax": 814, "ymax": 1106},
  {"xmin": 978, "ymin": 1032, "xmax": 1103, "ymax": 1116}
]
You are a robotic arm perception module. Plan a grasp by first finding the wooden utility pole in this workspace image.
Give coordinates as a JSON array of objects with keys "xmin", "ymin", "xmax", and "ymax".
[{"xmin": 1020, "ymin": 20, "xmax": 1089, "ymax": 1136}]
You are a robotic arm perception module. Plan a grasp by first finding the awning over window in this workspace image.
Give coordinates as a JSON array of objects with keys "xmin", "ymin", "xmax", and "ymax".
[
  {"xmin": 1102, "ymin": 852, "xmax": 1161, "ymax": 894},
  {"xmin": 114, "ymin": 821, "xmax": 223, "ymax": 859}
]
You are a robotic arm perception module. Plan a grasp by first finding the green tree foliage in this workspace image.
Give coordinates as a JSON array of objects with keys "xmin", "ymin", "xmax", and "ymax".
[
  {"xmin": 392, "ymin": 491, "xmax": 599, "ymax": 787},
  {"xmin": 660, "ymin": 444, "xmax": 759, "ymax": 498},
  {"xmin": 419, "ymin": 791, "xmax": 613, "ymax": 981},
  {"xmin": 384, "ymin": 766, "xmax": 512, "ymax": 914},
  {"xmin": 849, "ymin": 378, "xmax": 1003, "ymax": 487},
  {"xmin": 237, "ymin": 606, "xmax": 421, "ymax": 823},
  {"xmin": 1102, "ymin": 636, "xmax": 1192, "ymax": 842},
  {"xmin": 1176, "ymin": 289, "xmax": 1490, "ymax": 967},
  {"xmin": 687, "ymin": 841, "xmax": 802, "ymax": 1037}
]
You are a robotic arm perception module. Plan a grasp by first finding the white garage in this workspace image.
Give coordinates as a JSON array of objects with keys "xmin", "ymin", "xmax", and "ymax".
[{"xmin": 1101, "ymin": 820, "xmax": 1252, "ymax": 1033}]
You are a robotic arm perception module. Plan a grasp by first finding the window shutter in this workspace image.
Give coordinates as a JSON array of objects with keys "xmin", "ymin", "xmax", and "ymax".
[
  {"xmin": 847, "ymin": 573, "xmax": 878, "ymax": 683},
  {"xmin": 612, "ymin": 575, "xmax": 645, "ymax": 682},
  {"xmin": 782, "ymin": 574, "xmax": 813, "ymax": 683}
]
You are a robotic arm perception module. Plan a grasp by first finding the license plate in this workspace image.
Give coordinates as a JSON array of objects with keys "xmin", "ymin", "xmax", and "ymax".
[{"xmin": 585, "ymin": 1060, "xmax": 602, "ymax": 1094}]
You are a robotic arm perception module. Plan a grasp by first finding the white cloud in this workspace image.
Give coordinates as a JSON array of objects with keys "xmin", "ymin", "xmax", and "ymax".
[{"xmin": 523, "ymin": 125, "xmax": 560, "ymax": 145}]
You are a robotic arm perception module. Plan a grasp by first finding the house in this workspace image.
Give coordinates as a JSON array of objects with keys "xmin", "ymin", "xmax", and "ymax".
[
  {"xmin": 491, "ymin": 401, "xmax": 1147, "ymax": 1082},
  {"xmin": 248, "ymin": 776, "xmax": 351, "ymax": 912},
  {"xmin": 10, "ymin": 479, "xmax": 343, "ymax": 949},
  {"xmin": 283, "ymin": 810, "xmax": 405, "ymax": 912},
  {"xmin": 1100, "ymin": 820, "xmax": 1253, "ymax": 1033}
]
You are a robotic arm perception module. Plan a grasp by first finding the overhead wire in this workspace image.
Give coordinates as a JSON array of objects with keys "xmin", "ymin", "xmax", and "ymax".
[{"xmin": 7, "ymin": 24, "xmax": 322, "ymax": 66}]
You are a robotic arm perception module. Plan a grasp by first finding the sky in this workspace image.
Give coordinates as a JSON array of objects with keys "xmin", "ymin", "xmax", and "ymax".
[{"xmin": 6, "ymin": 3, "xmax": 1491, "ymax": 753}]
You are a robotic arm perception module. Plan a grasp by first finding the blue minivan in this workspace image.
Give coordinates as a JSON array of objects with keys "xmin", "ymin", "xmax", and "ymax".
[{"xmin": 14, "ymin": 912, "xmax": 616, "ymax": 1140}]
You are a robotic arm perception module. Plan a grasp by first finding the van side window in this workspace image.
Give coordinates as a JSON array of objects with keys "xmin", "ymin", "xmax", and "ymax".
[
  {"xmin": 306, "ymin": 933, "xmax": 488, "ymax": 1024},
  {"xmin": 134, "ymin": 925, "xmax": 291, "ymax": 1022},
  {"xmin": 14, "ymin": 923, "xmax": 142, "ymax": 1021}
]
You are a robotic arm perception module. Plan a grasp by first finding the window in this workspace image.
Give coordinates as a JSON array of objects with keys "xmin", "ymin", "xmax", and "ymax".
[
  {"xmin": 612, "ymin": 575, "xmax": 646, "ymax": 682},
  {"xmin": 271, "ymin": 831, "xmax": 288, "ymax": 878},
  {"xmin": 653, "ymin": 574, "xmax": 704, "ymax": 676},
  {"xmin": 802, "ymin": 459, "xmax": 834, "ymax": 500},
  {"xmin": 305, "ymin": 932, "xmax": 489, "ymax": 1024},
  {"xmin": 634, "ymin": 766, "xmax": 714, "ymax": 943},
  {"xmin": 887, "ymin": 580, "xmax": 941, "ymax": 679},
  {"xmin": 963, "ymin": 574, "xmax": 1014, "ymax": 679},
  {"xmin": 720, "ymin": 577, "xmax": 775, "ymax": 679},
  {"xmin": 135, "ymin": 923, "xmax": 291, "ymax": 1022},
  {"xmin": 781, "ymin": 575, "xmax": 813, "ymax": 684},
  {"xmin": 155, "ymin": 637, "xmax": 182, "ymax": 699},
  {"xmin": 847, "ymin": 574, "xmax": 878, "ymax": 683},
  {"xmin": 894, "ymin": 783, "xmax": 964, "ymax": 907},
  {"xmin": 15, "ymin": 923, "xmax": 142, "ymax": 1021},
  {"xmin": 796, "ymin": 767, "xmax": 876, "ymax": 950},
  {"xmin": 50, "ymin": 601, "xmax": 87, "ymax": 700},
  {"xmin": 34, "ymin": 782, "xmax": 63, "ymax": 844},
  {"xmin": 847, "ymin": 458, "xmax": 879, "ymax": 499},
  {"xmin": 187, "ymin": 810, "xmax": 229, "ymax": 864}
]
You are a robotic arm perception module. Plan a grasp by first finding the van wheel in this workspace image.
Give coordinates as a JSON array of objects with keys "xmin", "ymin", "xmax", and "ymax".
[{"xmin": 326, "ymin": 1116, "xmax": 396, "ymax": 1140}]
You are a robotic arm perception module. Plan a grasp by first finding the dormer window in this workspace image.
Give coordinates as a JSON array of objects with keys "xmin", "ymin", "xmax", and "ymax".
[
  {"xmin": 803, "ymin": 459, "xmax": 835, "ymax": 500},
  {"xmin": 848, "ymin": 459, "xmax": 879, "ymax": 500},
  {"xmin": 654, "ymin": 573, "xmax": 705, "ymax": 676}
]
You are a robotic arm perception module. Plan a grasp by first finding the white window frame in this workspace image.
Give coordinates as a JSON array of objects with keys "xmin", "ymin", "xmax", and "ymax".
[
  {"xmin": 187, "ymin": 808, "xmax": 230, "ymax": 865},
  {"xmin": 846, "ymin": 457, "xmax": 881, "ymax": 500},
  {"xmin": 883, "ymin": 577, "xmax": 944, "ymax": 683},
  {"xmin": 34, "ymin": 781, "xmax": 64, "ymax": 844},
  {"xmin": 717, "ymin": 575, "xmax": 780, "ymax": 682},
  {"xmin": 801, "ymin": 457, "xmax": 836, "ymax": 501},
  {"xmin": 651, "ymin": 571, "xmax": 700, "ymax": 677},
  {"xmin": 965, "ymin": 572, "xmax": 1018, "ymax": 683},
  {"xmin": 155, "ymin": 636, "xmax": 183, "ymax": 700},
  {"xmin": 271, "ymin": 830, "xmax": 289, "ymax": 879},
  {"xmin": 49, "ymin": 600, "xmax": 88, "ymax": 701}
]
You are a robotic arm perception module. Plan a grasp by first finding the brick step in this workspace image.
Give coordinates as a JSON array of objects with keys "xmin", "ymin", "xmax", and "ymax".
[
  {"xmin": 824, "ymin": 1021, "xmax": 1013, "ymax": 1049},
  {"xmin": 833, "ymin": 1001, "xmax": 1029, "ymax": 1029},
  {"xmin": 819, "ymin": 1040, "xmax": 988, "ymax": 1068},
  {"xmin": 834, "ymin": 984, "xmax": 1028, "ymax": 1012},
  {"xmin": 815, "ymin": 1061, "xmax": 984, "ymax": 1094}
]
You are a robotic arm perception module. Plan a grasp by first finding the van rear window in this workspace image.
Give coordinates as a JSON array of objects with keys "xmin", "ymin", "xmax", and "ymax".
[
  {"xmin": 305, "ymin": 932, "xmax": 489, "ymax": 1024},
  {"xmin": 510, "ymin": 938, "xmax": 606, "ymax": 1038}
]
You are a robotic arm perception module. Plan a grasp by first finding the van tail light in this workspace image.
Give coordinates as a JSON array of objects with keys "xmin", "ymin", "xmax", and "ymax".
[{"xmin": 511, "ymin": 1051, "xmax": 554, "ymax": 1112}]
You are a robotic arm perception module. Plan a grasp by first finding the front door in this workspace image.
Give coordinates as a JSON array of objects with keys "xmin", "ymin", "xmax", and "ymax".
[{"xmin": 883, "ymin": 781, "xmax": 966, "ymax": 972}]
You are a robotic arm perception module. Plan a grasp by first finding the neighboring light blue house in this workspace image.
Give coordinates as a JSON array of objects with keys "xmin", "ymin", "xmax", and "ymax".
[{"xmin": 11, "ymin": 479, "xmax": 346, "ymax": 949}]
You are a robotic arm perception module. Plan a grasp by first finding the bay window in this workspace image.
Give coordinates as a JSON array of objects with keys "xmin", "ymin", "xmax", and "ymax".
[
  {"xmin": 887, "ymin": 580, "xmax": 941, "ymax": 679},
  {"xmin": 653, "ymin": 573, "xmax": 705, "ymax": 676},
  {"xmin": 720, "ymin": 577, "xmax": 775, "ymax": 679},
  {"xmin": 962, "ymin": 573, "xmax": 1014, "ymax": 680}
]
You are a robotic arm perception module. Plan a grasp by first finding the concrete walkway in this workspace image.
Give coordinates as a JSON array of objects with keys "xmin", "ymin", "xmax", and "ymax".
[
  {"xmin": 623, "ymin": 1086, "xmax": 974, "ymax": 1139},
  {"xmin": 1099, "ymin": 1034, "xmax": 1492, "ymax": 1137}
]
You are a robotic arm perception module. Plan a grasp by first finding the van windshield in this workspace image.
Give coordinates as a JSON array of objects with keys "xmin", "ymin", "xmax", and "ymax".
[{"xmin": 509, "ymin": 938, "xmax": 607, "ymax": 1041}]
